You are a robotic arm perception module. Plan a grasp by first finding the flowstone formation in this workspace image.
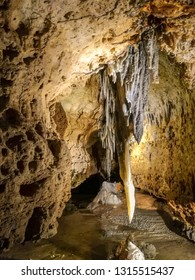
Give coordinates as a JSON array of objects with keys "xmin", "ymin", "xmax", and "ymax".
[{"xmin": 99, "ymin": 28, "xmax": 159, "ymax": 222}]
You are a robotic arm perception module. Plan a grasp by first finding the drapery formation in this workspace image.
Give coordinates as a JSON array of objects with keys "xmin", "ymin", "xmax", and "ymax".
[{"xmin": 99, "ymin": 28, "xmax": 159, "ymax": 222}]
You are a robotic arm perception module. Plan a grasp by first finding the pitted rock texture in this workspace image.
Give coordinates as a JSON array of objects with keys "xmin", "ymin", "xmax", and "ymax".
[
  {"xmin": 0, "ymin": 94, "xmax": 71, "ymax": 249},
  {"xmin": 0, "ymin": 0, "xmax": 195, "ymax": 248},
  {"xmin": 167, "ymin": 200, "xmax": 195, "ymax": 242},
  {"xmin": 0, "ymin": 0, "xmax": 135, "ymax": 248}
]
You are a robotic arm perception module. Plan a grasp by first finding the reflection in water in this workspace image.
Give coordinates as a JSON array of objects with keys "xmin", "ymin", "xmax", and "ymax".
[{"xmin": 1, "ymin": 193, "xmax": 195, "ymax": 260}]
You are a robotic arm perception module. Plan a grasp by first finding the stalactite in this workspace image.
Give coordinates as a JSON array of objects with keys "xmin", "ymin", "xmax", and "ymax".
[
  {"xmin": 99, "ymin": 70, "xmax": 116, "ymax": 179},
  {"xmin": 99, "ymin": 28, "xmax": 159, "ymax": 222}
]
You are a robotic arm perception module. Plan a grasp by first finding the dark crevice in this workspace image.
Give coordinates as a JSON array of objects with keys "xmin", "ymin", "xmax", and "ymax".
[
  {"xmin": 0, "ymin": 182, "xmax": 6, "ymax": 193},
  {"xmin": 70, "ymin": 174, "xmax": 104, "ymax": 209},
  {"xmin": 0, "ymin": 117, "xmax": 9, "ymax": 131},
  {"xmin": 6, "ymin": 135, "xmax": 24, "ymax": 151},
  {"xmin": 16, "ymin": 22, "xmax": 29, "ymax": 37},
  {"xmin": 35, "ymin": 122, "xmax": 44, "ymax": 137},
  {"xmin": 17, "ymin": 160, "xmax": 25, "ymax": 174},
  {"xmin": 47, "ymin": 139, "xmax": 61, "ymax": 161},
  {"xmin": 3, "ymin": 46, "xmax": 19, "ymax": 61},
  {"xmin": 0, "ymin": 238, "xmax": 9, "ymax": 251},
  {"xmin": 28, "ymin": 161, "xmax": 37, "ymax": 172},
  {"xmin": 20, "ymin": 178, "xmax": 47, "ymax": 197},
  {"xmin": 25, "ymin": 207, "xmax": 46, "ymax": 241},
  {"xmin": 26, "ymin": 129, "xmax": 36, "ymax": 141},
  {"xmin": 34, "ymin": 146, "xmax": 43, "ymax": 160},
  {"xmin": 23, "ymin": 56, "xmax": 36, "ymax": 65},
  {"xmin": 1, "ymin": 163, "xmax": 10, "ymax": 176},
  {"xmin": 0, "ymin": 94, "xmax": 9, "ymax": 112},
  {"xmin": 2, "ymin": 148, "xmax": 8, "ymax": 157},
  {"xmin": 0, "ymin": 78, "xmax": 13, "ymax": 87},
  {"xmin": 3, "ymin": 108, "xmax": 22, "ymax": 127},
  {"xmin": 0, "ymin": 0, "xmax": 9, "ymax": 10}
]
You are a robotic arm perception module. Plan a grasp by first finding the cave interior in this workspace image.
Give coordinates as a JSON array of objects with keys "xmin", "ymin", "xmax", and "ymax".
[{"xmin": 0, "ymin": 0, "xmax": 195, "ymax": 259}]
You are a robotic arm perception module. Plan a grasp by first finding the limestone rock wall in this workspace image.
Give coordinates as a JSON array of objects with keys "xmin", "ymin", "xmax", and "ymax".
[
  {"xmin": 0, "ymin": 93, "xmax": 71, "ymax": 249},
  {"xmin": 0, "ymin": 0, "xmax": 195, "ymax": 248},
  {"xmin": 61, "ymin": 75, "xmax": 101, "ymax": 188},
  {"xmin": 0, "ymin": 0, "xmax": 135, "ymax": 248},
  {"xmin": 0, "ymin": 62, "xmax": 71, "ymax": 249},
  {"xmin": 0, "ymin": 0, "xmax": 72, "ymax": 249},
  {"xmin": 131, "ymin": 53, "xmax": 195, "ymax": 202}
]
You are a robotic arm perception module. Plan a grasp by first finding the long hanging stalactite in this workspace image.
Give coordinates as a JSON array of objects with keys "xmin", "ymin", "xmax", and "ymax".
[{"xmin": 99, "ymin": 27, "xmax": 159, "ymax": 222}]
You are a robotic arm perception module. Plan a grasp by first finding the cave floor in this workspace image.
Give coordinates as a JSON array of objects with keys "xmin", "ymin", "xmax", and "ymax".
[{"xmin": 1, "ymin": 192, "xmax": 195, "ymax": 260}]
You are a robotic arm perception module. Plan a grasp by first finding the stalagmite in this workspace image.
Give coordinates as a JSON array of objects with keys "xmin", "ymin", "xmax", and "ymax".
[
  {"xmin": 99, "ymin": 28, "xmax": 159, "ymax": 223},
  {"xmin": 87, "ymin": 181, "xmax": 122, "ymax": 210}
]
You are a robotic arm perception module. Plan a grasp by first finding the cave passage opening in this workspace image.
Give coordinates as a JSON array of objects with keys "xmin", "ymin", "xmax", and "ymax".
[
  {"xmin": 70, "ymin": 171, "xmax": 121, "ymax": 210},
  {"xmin": 71, "ymin": 174, "xmax": 104, "ymax": 208}
]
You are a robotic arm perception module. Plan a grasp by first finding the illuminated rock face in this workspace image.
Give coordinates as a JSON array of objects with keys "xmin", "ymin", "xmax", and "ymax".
[
  {"xmin": 0, "ymin": 0, "xmax": 195, "ymax": 247},
  {"xmin": 1, "ymin": 0, "xmax": 134, "ymax": 248},
  {"xmin": 131, "ymin": 53, "xmax": 195, "ymax": 203}
]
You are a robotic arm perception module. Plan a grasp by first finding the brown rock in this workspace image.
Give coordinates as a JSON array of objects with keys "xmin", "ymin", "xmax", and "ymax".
[{"xmin": 0, "ymin": 0, "xmax": 195, "ymax": 248}]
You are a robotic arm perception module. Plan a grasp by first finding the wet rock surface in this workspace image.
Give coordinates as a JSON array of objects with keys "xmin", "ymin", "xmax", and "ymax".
[{"xmin": 1, "ymin": 192, "xmax": 194, "ymax": 260}]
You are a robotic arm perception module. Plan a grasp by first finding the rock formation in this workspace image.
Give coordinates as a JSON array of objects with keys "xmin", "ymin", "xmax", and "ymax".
[{"xmin": 0, "ymin": 0, "xmax": 195, "ymax": 249}]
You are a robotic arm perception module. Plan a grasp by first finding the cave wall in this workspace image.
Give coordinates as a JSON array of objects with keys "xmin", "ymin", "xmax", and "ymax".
[
  {"xmin": 0, "ymin": 92, "xmax": 71, "ymax": 248},
  {"xmin": 131, "ymin": 53, "xmax": 195, "ymax": 203},
  {"xmin": 0, "ymin": 0, "xmax": 72, "ymax": 249},
  {"xmin": 0, "ymin": 59, "xmax": 71, "ymax": 249},
  {"xmin": 61, "ymin": 75, "xmax": 101, "ymax": 188},
  {"xmin": 0, "ymin": 0, "xmax": 137, "ymax": 248},
  {"xmin": 0, "ymin": 0, "xmax": 195, "ymax": 247}
]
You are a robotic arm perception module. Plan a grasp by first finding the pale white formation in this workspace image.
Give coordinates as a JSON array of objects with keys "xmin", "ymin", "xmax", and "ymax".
[
  {"xmin": 126, "ymin": 241, "xmax": 145, "ymax": 260},
  {"xmin": 87, "ymin": 181, "xmax": 122, "ymax": 210}
]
